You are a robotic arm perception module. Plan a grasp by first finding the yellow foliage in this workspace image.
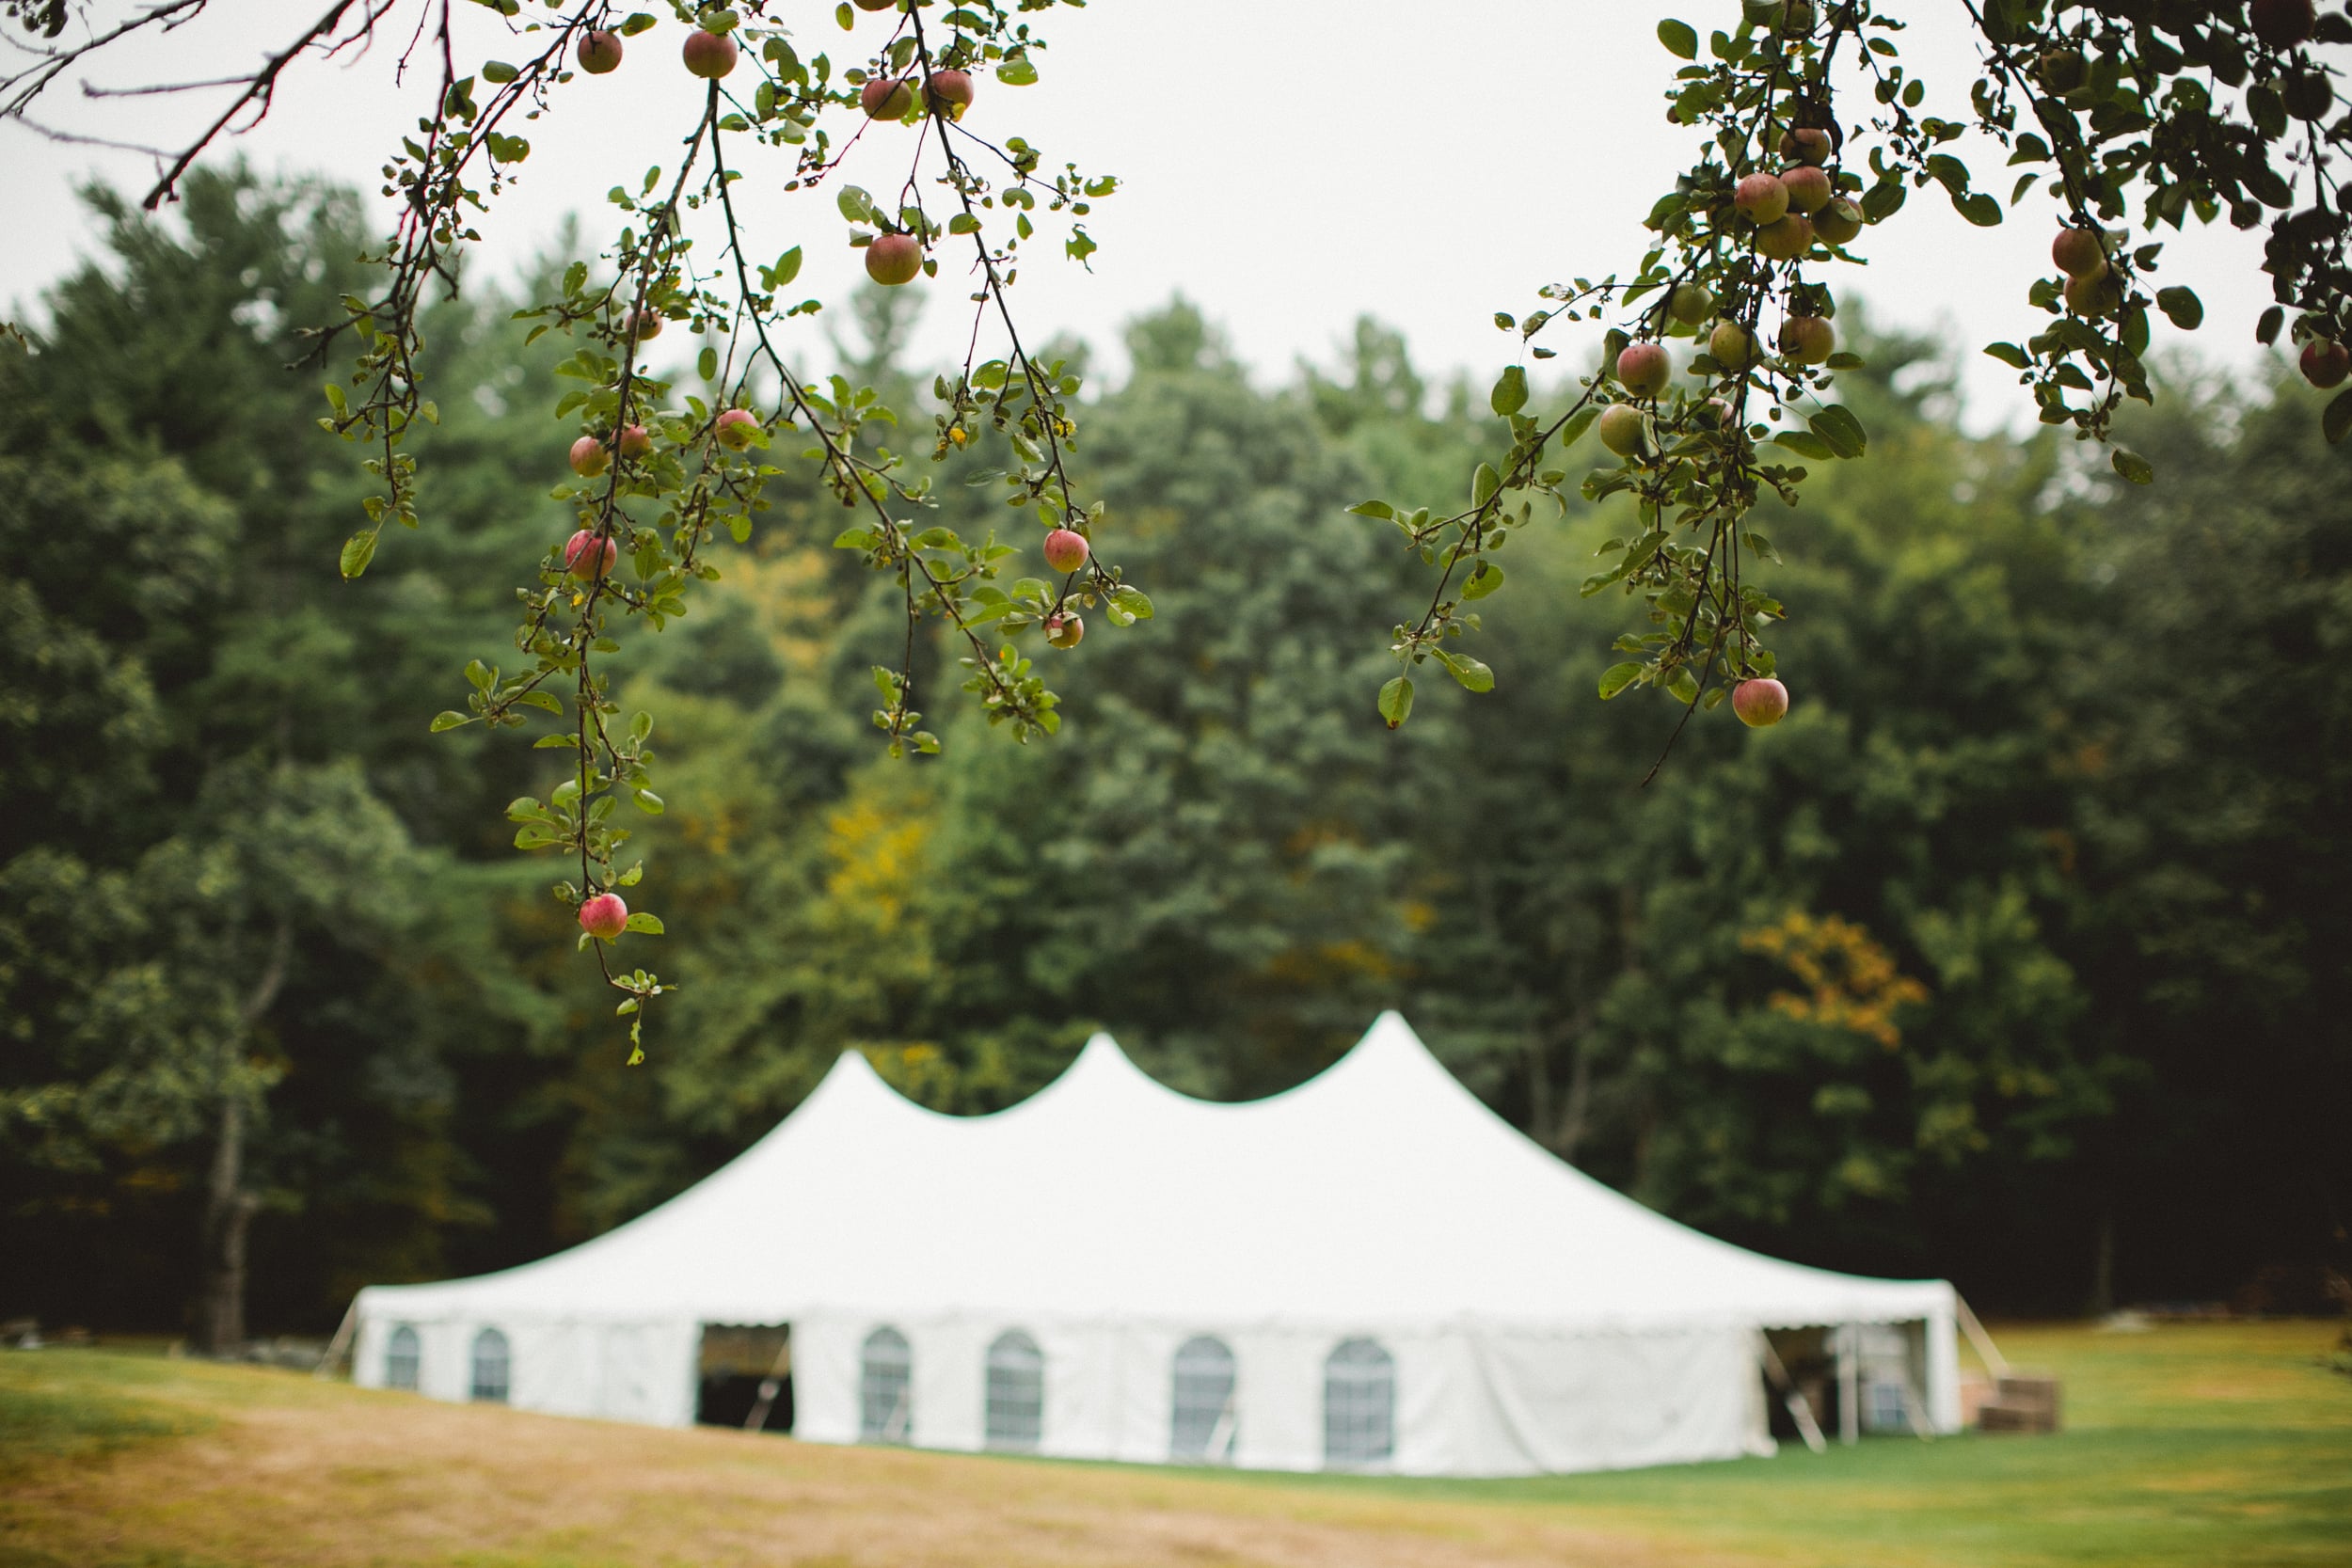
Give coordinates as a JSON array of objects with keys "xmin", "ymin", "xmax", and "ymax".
[
  {"xmin": 1741, "ymin": 909, "xmax": 1929, "ymax": 1049},
  {"xmin": 823, "ymin": 783, "xmax": 935, "ymax": 931}
]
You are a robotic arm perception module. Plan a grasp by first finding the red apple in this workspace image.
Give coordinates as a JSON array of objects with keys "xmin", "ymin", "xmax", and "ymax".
[
  {"xmin": 1597, "ymin": 404, "xmax": 1648, "ymax": 457},
  {"xmin": 1779, "ymin": 315, "xmax": 1836, "ymax": 366},
  {"xmin": 866, "ymin": 232, "xmax": 923, "ymax": 286},
  {"xmin": 569, "ymin": 435, "xmax": 611, "ymax": 477},
  {"xmin": 1813, "ymin": 198, "xmax": 1864, "ymax": 245},
  {"xmin": 681, "ymin": 29, "xmax": 737, "ymax": 79},
  {"xmin": 624, "ymin": 309, "xmax": 663, "ymax": 342},
  {"xmin": 564, "ymin": 529, "xmax": 616, "ymax": 579},
  {"xmin": 861, "ymin": 76, "xmax": 915, "ymax": 119},
  {"xmin": 1733, "ymin": 677, "xmax": 1789, "ymax": 728},
  {"xmin": 1754, "ymin": 213, "xmax": 1814, "ymax": 261},
  {"xmin": 578, "ymin": 892, "xmax": 628, "ymax": 940},
  {"xmin": 1780, "ymin": 127, "xmax": 1831, "ymax": 165},
  {"xmin": 1042, "ymin": 528, "xmax": 1090, "ymax": 573},
  {"xmin": 618, "ymin": 423, "xmax": 654, "ymax": 460},
  {"xmin": 1780, "ymin": 165, "xmax": 1833, "ymax": 214},
  {"xmin": 1735, "ymin": 171, "xmax": 1790, "ymax": 226},
  {"xmin": 1615, "ymin": 341, "xmax": 1672, "ymax": 396},
  {"xmin": 2249, "ymin": 0, "xmax": 2314, "ymax": 49},
  {"xmin": 1044, "ymin": 611, "xmax": 1084, "ymax": 649},
  {"xmin": 577, "ymin": 30, "xmax": 624, "ymax": 74},
  {"xmin": 2051, "ymin": 227, "xmax": 2108, "ymax": 278},
  {"xmin": 1692, "ymin": 396, "xmax": 1736, "ymax": 430},
  {"xmin": 715, "ymin": 408, "xmax": 759, "ymax": 449},
  {"xmin": 2301, "ymin": 339, "xmax": 2350, "ymax": 388},
  {"xmin": 1710, "ymin": 320, "xmax": 1758, "ymax": 370},
  {"xmin": 927, "ymin": 69, "xmax": 975, "ymax": 120}
]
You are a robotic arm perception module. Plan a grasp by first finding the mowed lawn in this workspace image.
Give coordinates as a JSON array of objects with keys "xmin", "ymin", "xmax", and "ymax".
[{"xmin": 2, "ymin": 1322, "xmax": 2345, "ymax": 1568}]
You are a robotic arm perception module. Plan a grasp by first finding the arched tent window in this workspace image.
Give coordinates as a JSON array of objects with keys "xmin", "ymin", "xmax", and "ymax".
[
  {"xmin": 1169, "ymin": 1336, "xmax": 1237, "ymax": 1464},
  {"xmin": 385, "ymin": 1325, "xmax": 421, "ymax": 1391},
  {"xmin": 1323, "ymin": 1338, "xmax": 1393, "ymax": 1468},
  {"xmin": 859, "ymin": 1326, "xmax": 913, "ymax": 1443},
  {"xmin": 469, "ymin": 1327, "xmax": 510, "ymax": 1403},
  {"xmin": 983, "ymin": 1330, "xmax": 1044, "ymax": 1451}
]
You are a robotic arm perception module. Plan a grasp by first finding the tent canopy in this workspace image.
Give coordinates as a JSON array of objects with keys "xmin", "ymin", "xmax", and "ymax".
[{"xmin": 360, "ymin": 1011, "xmax": 1947, "ymax": 1336}]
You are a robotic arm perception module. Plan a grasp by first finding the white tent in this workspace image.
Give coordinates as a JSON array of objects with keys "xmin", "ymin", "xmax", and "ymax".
[{"xmin": 353, "ymin": 1012, "xmax": 1960, "ymax": 1475}]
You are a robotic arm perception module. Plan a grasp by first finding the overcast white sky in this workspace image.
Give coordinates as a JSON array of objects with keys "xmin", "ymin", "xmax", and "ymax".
[{"xmin": 3, "ymin": 0, "xmax": 2296, "ymax": 427}]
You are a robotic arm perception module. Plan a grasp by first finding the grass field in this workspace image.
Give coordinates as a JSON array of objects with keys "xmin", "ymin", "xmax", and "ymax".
[{"xmin": 2, "ymin": 1321, "xmax": 2345, "ymax": 1568}]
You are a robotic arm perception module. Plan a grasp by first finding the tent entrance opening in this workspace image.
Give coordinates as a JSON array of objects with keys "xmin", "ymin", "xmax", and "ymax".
[{"xmin": 696, "ymin": 1323, "xmax": 791, "ymax": 1433}]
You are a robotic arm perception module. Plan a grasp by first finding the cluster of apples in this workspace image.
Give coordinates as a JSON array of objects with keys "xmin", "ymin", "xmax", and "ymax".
[
  {"xmin": 1039, "ymin": 528, "xmax": 1090, "ymax": 648},
  {"xmin": 1727, "ymin": 129, "xmax": 1866, "ymax": 261},
  {"xmin": 2050, "ymin": 225, "xmax": 2124, "ymax": 317},
  {"xmin": 569, "ymin": 10, "xmax": 739, "ymax": 80},
  {"xmin": 555, "ymin": 410, "xmax": 762, "ymax": 579},
  {"xmin": 856, "ymin": 67, "xmax": 973, "ymax": 285}
]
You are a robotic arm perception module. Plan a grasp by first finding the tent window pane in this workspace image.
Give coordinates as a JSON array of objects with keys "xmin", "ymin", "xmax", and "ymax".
[
  {"xmin": 1169, "ymin": 1336, "xmax": 1236, "ymax": 1464},
  {"xmin": 859, "ymin": 1326, "xmax": 912, "ymax": 1443},
  {"xmin": 984, "ymin": 1330, "xmax": 1044, "ymax": 1452},
  {"xmin": 385, "ymin": 1325, "xmax": 421, "ymax": 1391},
  {"xmin": 1323, "ymin": 1338, "xmax": 1393, "ymax": 1468},
  {"xmin": 469, "ymin": 1327, "xmax": 510, "ymax": 1403}
]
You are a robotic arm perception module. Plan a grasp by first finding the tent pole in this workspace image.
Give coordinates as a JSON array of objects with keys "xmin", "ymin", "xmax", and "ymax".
[
  {"xmin": 312, "ymin": 1296, "xmax": 358, "ymax": 1380},
  {"xmin": 1837, "ymin": 1323, "xmax": 1859, "ymax": 1446},
  {"xmin": 743, "ymin": 1332, "xmax": 793, "ymax": 1433},
  {"xmin": 1757, "ymin": 1334, "xmax": 1827, "ymax": 1455},
  {"xmin": 1952, "ymin": 1293, "xmax": 2010, "ymax": 1380}
]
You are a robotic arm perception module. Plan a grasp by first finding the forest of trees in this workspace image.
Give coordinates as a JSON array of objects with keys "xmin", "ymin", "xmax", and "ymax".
[{"xmin": 4, "ymin": 168, "xmax": 2346, "ymax": 1338}]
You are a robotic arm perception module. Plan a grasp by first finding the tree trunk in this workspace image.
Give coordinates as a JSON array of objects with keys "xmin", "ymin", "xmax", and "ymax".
[
  {"xmin": 195, "ymin": 916, "xmax": 291, "ymax": 1358},
  {"xmin": 2089, "ymin": 1209, "xmax": 2116, "ymax": 1317},
  {"xmin": 1555, "ymin": 1034, "xmax": 1594, "ymax": 1163},
  {"xmin": 198, "ymin": 1095, "xmax": 259, "ymax": 1354}
]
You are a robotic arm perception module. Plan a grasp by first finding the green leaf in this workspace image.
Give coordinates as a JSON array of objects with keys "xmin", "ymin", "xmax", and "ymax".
[
  {"xmin": 1558, "ymin": 404, "xmax": 1599, "ymax": 450},
  {"xmin": 1954, "ymin": 191, "xmax": 2003, "ymax": 227},
  {"xmin": 1809, "ymin": 404, "xmax": 1867, "ymax": 458},
  {"xmin": 1461, "ymin": 562, "xmax": 1505, "ymax": 600},
  {"xmin": 836, "ymin": 185, "xmax": 875, "ymax": 224},
  {"xmin": 2111, "ymin": 448, "xmax": 2154, "ymax": 484},
  {"xmin": 2155, "ymin": 286, "xmax": 2203, "ymax": 330},
  {"xmin": 1771, "ymin": 431, "xmax": 1836, "ymax": 460},
  {"xmin": 481, "ymin": 59, "xmax": 517, "ymax": 83},
  {"xmin": 996, "ymin": 57, "xmax": 1038, "ymax": 85},
  {"xmin": 1438, "ymin": 650, "xmax": 1495, "ymax": 693},
  {"xmin": 1657, "ymin": 18, "xmax": 1698, "ymax": 58},
  {"xmin": 1597, "ymin": 661, "xmax": 1644, "ymax": 701},
  {"xmin": 1377, "ymin": 675, "xmax": 1414, "ymax": 729},
  {"xmin": 772, "ymin": 245, "xmax": 803, "ymax": 287},
  {"xmin": 339, "ymin": 529, "xmax": 378, "ymax": 578},
  {"xmin": 1471, "ymin": 462, "xmax": 1501, "ymax": 507},
  {"xmin": 1347, "ymin": 499, "xmax": 1394, "ymax": 520},
  {"xmin": 623, "ymin": 912, "xmax": 665, "ymax": 934},
  {"xmin": 2325, "ymin": 388, "xmax": 2352, "ymax": 445},
  {"xmin": 1109, "ymin": 584, "xmax": 1153, "ymax": 620},
  {"xmin": 1983, "ymin": 341, "xmax": 2031, "ymax": 370},
  {"xmin": 1490, "ymin": 364, "xmax": 1529, "ymax": 417},
  {"xmin": 430, "ymin": 711, "xmax": 471, "ymax": 733}
]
